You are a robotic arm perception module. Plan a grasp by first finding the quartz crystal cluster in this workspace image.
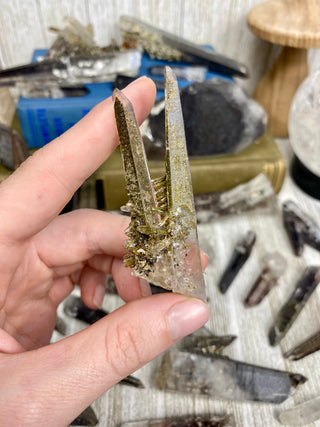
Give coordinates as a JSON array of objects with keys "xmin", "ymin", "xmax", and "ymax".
[{"xmin": 114, "ymin": 67, "xmax": 205, "ymax": 300}]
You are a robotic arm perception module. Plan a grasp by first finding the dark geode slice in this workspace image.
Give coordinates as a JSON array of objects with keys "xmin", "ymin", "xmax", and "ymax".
[{"xmin": 147, "ymin": 79, "xmax": 267, "ymax": 157}]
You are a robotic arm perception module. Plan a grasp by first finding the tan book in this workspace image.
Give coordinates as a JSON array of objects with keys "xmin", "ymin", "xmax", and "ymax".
[{"xmin": 95, "ymin": 132, "xmax": 286, "ymax": 211}]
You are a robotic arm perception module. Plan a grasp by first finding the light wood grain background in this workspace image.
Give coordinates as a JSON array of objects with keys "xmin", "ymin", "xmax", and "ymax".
[
  {"xmin": 1, "ymin": 0, "xmax": 320, "ymax": 95},
  {"xmin": 2, "ymin": 1, "xmax": 320, "ymax": 426}
]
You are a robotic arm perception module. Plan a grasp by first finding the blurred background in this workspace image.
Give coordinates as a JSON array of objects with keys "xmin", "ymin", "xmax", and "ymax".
[{"xmin": 1, "ymin": 0, "xmax": 320, "ymax": 95}]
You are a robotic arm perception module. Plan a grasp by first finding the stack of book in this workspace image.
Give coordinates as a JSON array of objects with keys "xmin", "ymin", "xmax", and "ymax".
[{"xmin": 95, "ymin": 132, "xmax": 286, "ymax": 211}]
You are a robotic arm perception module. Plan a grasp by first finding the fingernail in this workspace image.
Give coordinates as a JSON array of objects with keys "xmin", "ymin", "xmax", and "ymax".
[
  {"xmin": 93, "ymin": 283, "xmax": 106, "ymax": 308},
  {"xmin": 139, "ymin": 278, "xmax": 152, "ymax": 297},
  {"xmin": 200, "ymin": 249, "xmax": 209, "ymax": 269},
  {"xmin": 167, "ymin": 298, "xmax": 210, "ymax": 341}
]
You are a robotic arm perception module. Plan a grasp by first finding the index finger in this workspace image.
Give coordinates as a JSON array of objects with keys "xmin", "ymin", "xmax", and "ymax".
[{"xmin": 0, "ymin": 77, "xmax": 156, "ymax": 240}]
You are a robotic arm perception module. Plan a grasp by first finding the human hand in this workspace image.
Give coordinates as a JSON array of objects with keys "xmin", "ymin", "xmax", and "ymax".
[{"xmin": 0, "ymin": 77, "xmax": 210, "ymax": 426}]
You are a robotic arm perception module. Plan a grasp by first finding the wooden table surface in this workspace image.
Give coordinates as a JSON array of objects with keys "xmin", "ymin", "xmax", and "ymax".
[{"xmin": 54, "ymin": 139, "xmax": 320, "ymax": 427}]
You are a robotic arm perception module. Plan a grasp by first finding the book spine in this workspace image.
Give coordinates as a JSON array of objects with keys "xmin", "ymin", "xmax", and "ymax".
[{"xmin": 97, "ymin": 158, "xmax": 286, "ymax": 210}]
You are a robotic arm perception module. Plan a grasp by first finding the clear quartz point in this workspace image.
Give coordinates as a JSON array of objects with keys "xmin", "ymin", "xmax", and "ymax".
[
  {"xmin": 279, "ymin": 395, "xmax": 320, "ymax": 426},
  {"xmin": 113, "ymin": 66, "xmax": 206, "ymax": 300}
]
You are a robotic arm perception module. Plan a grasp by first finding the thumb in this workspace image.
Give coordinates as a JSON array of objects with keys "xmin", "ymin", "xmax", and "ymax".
[{"xmin": 1, "ymin": 293, "xmax": 210, "ymax": 426}]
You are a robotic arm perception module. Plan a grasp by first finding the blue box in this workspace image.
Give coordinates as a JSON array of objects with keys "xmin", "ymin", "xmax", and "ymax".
[{"xmin": 18, "ymin": 49, "xmax": 231, "ymax": 148}]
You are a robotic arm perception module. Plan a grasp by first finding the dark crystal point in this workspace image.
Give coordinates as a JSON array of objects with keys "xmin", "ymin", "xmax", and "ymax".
[
  {"xmin": 63, "ymin": 295, "xmax": 108, "ymax": 325},
  {"xmin": 156, "ymin": 349, "xmax": 307, "ymax": 404},
  {"xmin": 219, "ymin": 230, "xmax": 256, "ymax": 294},
  {"xmin": 244, "ymin": 252, "xmax": 287, "ymax": 307},
  {"xmin": 121, "ymin": 414, "xmax": 235, "ymax": 426},
  {"xmin": 148, "ymin": 79, "xmax": 267, "ymax": 157},
  {"xmin": 70, "ymin": 406, "xmax": 98, "ymax": 426},
  {"xmin": 119, "ymin": 375, "xmax": 145, "ymax": 388},
  {"xmin": 269, "ymin": 266, "xmax": 320, "ymax": 346},
  {"xmin": 180, "ymin": 333, "xmax": 237, "ymax": 355},
  {"xmin": 284, "ymin": 329, "xmax": 320, "ymax": 361},
  {"xmin": 282, "ymin": 200, "xmax": 320, "ymax": 256}
]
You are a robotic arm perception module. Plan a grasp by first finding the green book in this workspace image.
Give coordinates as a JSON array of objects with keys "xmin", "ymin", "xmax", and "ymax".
[{"xmin": 95, "ymin": 132, "xmax": 286, "ymax": 211}]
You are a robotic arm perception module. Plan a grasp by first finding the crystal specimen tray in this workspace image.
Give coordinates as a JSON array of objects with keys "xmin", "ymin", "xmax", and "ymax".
[{"xmin": 113, "ymin": 66, "xmax": 206, "ymax": 300}]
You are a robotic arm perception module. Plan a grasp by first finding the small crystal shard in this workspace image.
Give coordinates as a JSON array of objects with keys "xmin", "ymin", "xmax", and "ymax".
[
  {"xmin": 63, "ymin": 295, "xmax": 108, "ymax": 324},
  {"xmin": 120, "ymin": 414, "xmax": 235, "ymax": 427},
  {"xmin": 218, "ymin": 230, "xmax": 256, "ymax": 294},
  {"xmin": 155, "ymin": 349, "xmax": 306, "ymax": 404},
  {"xmin": 179, "ymin": 326, "xmax": 236, "ymax": 355},
  {"xmin": 70, "ymin": 406, "xmax": 98, "ymax": 426},
  {"xmin": 180, "ymin": 333, "xmax": 237, "ymax": 356},
  {"xmin": 119, "ymin": 375, "xmax": 145, "ymax": 389},
  {"xmin": 244, "ymin": 251, "xmax": 287, "ymax": 307},
  {"xmin": 195, "ymin": 174, "xmax": 276, "ymax": 223},
  {"xmin": 113, "ymin": 67, "xmax": 205, "ymax": 300},
  {"xmin": 269, "ymin": 266, "xmax": 320, "ymax": 346},
  {"xmin": 284, "ymin": 329, "xmax": 320, "ymax": 361},
  {"xmin": 278, "ymin": 395, "xmax": 320, "ymax": 426},
  {"xmin": 282, "ymin": 200, "xmax": 320, "ymax": 256}
]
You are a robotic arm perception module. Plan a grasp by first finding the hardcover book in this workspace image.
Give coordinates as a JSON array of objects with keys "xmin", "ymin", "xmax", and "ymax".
[{"xmin": 95, "ymin": 132, "xmax": 286, "ymax": 211}]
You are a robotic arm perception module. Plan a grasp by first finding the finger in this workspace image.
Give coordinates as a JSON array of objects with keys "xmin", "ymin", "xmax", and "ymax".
[
  {"xmin": 48, "ymin": 276, "xmax": 75, "ymax": 307},
  {"xmin": 35, "ymin": 210, "xmax": 130, "ymax": 267},
  {"xmin": 1, "ymin": 294, "xmax": 209, "ymax": 425},
  {"xmin": 111, "ymin": 257, "xmax": 152, "ymax": 300},
  {"xmin": 79, "ymin": 256, "xmax": 151, "ymax": 307},
  {"xmin": 0, "ymin": 77, "xmax": 156, "ymax": 240},
  {"xmin": 0, "ymin": 328, "xmax": 25, "ymax": 353},
  {"xmin": 79, "ymin": 265, "xmax": 107, "ymax": 309},
  {"xmin": 200, "ymin": 250, "xmax": 209, "ymax": 270}
]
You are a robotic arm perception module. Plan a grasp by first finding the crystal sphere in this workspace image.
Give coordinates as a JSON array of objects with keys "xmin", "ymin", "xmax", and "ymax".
[{"xmin": 289, "ymin": 71, "xmax": 320, "ymax": 199}]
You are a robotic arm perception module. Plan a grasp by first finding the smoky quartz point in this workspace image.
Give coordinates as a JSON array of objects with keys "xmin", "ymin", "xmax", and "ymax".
[
  {"xmin": 282, "ymin": 200, "xmax": 320, "ymax": 256},
  {"xmin": 155, "ymin": 349, "xmax": 306, "ymax": 404},
  {"xmin": 218, "ymin": 230, "xmax": 256, "ymax": 294},
  {"xmin": 120, "ymin": 414, "xmax": 235, "ymax": 427},
  {"xmin": 244, "ymin": 251, "xmax": 287, "ymax": 307},
  {"xmin": 284, "ymin": 329, "xmax": 320, "ymax": 361},
  {"xmin": 269, "ymin": 266, "xmax": 320, "ymax": 346},
  {"xmin": 70, "ymin": 406, "xmax": 98, "ymax": 426},
  {"xmin": 195, "ymin": 173, "xmax": 276, "ymax": 223}
]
